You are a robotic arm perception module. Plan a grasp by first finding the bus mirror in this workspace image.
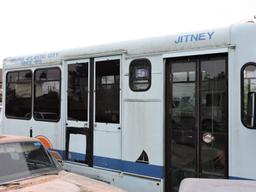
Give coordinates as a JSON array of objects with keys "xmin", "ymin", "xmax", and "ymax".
[{"xmin": 247, "ymin": 92, "xmax": 256, "ymax": 128}]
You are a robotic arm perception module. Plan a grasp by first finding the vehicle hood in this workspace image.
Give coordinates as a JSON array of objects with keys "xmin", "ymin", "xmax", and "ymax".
[{"xmin": 0, "ymin": 171, "xmax": 125, "ymax": 192}]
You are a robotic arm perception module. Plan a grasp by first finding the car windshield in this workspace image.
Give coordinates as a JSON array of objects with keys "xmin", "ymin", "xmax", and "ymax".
[{"xmin": 0, "ymin": 141, "xmax": 59, "ymax": 184}]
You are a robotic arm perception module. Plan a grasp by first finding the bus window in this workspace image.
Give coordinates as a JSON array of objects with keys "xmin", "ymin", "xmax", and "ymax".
[
  {"xmin": 242, "ymin": 63, "xmax": 256, "ymax": 128},
  {"xmin": 34, "ymin": 68, "xmax": 61, "ymax": 121},
  {"xmin": 6, "ymin": 70, "xmax": 32, "ymax": 119},
  {"xmin": 129, "ymin": 58, "xmax": 151, "ymax": 91},
  {"xmin": 96, "ymin": 60, "xmax": 120, "ymax": 123},
  {"xmin": 68, "ymin": 63, "xmax": 88, "ymax": 121}
]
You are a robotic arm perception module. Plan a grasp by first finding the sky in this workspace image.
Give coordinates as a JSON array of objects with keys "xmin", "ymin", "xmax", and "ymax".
[{"xmin": 0, "ymin": 0, "xmax": 255, "ymax": 67}]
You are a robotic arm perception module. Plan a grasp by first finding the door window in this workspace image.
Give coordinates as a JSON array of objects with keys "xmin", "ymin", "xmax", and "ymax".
[
  {"xmin": 200, "ymin": 58, "xmax": 226, "ymax": 177},
  {"xmin": 95, "ymin": 59, "xmax": 120, "ymax": 123},
  {"xmin": 171, "ymin": 61, "xmax": 197, "ymax": 189},
  {"xmin": 68, "ymin": 63, "xmax": 88, "ymax": 121}
]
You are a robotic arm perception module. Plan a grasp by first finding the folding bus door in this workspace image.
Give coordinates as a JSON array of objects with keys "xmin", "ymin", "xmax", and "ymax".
[
  {"xmin": 65, "ymin": 59, "xmax": 93, "ymax": 166},
  {"xmin": 93, "ymin": 56, "xmax": 122, "ymax": 169},
  {"xmin": 165, "ymin": 54, "xmax": 228, "ymax": 192}
]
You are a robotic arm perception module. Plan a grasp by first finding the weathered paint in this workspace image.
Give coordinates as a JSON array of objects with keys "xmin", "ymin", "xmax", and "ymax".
[
  {"xmin": 0, "ymin": 171, "xmax": 125, "ymax": 192},
  {"xmin": 0, "ymin": 136, "xmax": 125, "ymax": 192}
]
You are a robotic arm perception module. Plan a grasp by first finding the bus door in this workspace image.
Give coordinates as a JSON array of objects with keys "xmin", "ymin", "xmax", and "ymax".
[
  {"xmin": 165, "ymin": 54, "xmax": 228, "ymax": 192},
  {"xmin": 64, "ymin": 56, "xmax": 121, "ymax": 167},
  {"xmin": 93, "ymin": 56, "xmax": 121, "ymax": 167},
  {"xmin": 65, "ymin": 59, "xmax": 93, "ymax": 165}
]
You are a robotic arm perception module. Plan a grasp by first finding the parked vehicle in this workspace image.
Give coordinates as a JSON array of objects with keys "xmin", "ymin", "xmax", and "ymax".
[
  {"xmin": 179, "ymin": 178, "xmax": 256, "ymax": 192},
  {"xmin": 3, "ymin": 20, "xmax": 256, "ymax": 192},
  {"xmin": 0, "ymin": 135, "xmax": 125, "ymax": 192}
]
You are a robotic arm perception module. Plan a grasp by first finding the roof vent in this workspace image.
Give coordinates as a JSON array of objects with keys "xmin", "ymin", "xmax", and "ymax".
[{"xmin": 236, "ymin": 15, "xmax": 256, "ymax": 24}]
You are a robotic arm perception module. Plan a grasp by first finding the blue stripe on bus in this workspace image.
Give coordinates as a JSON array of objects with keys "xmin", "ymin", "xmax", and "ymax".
[
  {"xmin": 51, "ymin": 149, "xmax": 163, "ymax": 178},
  {"xmin": 94, "ymin": 156, "xmax": 163, "ymax": 178}
]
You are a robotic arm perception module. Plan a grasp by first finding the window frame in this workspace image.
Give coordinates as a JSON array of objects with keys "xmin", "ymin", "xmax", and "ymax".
[
  {"xmin": 129, "ymin": 58, "xmax": 152, "ymax": 92},
  {"xmin": 241, "ymin": 62, "xmax": 256, "ymax": 129},
  {"xmin": 33, "ymin": 67, "xmax": 61, "ymax": 122},
  {"xmin": 5, "ymin": 70, "xmax": 32, "ymax": 120},
  {"xmin": 67, "ymin": 62, "xmax": 89, "ymax": 123},
  {"xmin": 95, "ymin": 59, "xmax": 120, "ymax": 124}
]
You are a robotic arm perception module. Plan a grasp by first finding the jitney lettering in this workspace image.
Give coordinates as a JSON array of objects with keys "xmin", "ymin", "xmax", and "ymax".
[{"xmin": 175, "ymin": 31, "xmax": 215, "ymax": 44}]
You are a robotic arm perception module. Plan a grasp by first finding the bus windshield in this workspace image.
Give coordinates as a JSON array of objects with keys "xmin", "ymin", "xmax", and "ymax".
[{"xmin": 0, "ymin": 141, "xmax": 60, "ymax": 184}]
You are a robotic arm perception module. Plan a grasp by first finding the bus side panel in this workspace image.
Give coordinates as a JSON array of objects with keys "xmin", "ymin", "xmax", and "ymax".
[
  {"xmin": 229, "ymin": 24, "xmax": 256, "ymax": 180},
  {"xmin": 123, "ymin": 55, "xmax": 163, "ymax": 164},
  {"xmin": 122, "ymin": 55, "xmax": 164, "ymax": 180},
  {"xmin": 2, "ymin": 66, "xmax": 64, "ymax": 152},
  {"xmin": 123, "ymin": 101, "xmax": 162, "ymax": 165}
]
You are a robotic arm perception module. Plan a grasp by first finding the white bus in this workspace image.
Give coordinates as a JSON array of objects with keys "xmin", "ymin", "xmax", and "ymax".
[{"xmin": 2, "ymin": 21, "xmax": 256, "ymax": 192}]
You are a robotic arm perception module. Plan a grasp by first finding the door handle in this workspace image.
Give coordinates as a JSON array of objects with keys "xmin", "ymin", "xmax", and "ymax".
[{"xmin": 202, "ymin": 132, "xmax": 215, "ymax": 144}]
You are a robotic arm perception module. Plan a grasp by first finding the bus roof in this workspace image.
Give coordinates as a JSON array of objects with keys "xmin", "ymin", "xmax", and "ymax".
[{"xmin": 3, "ymin": 22, "xmax": 255, "ymax": 69}]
